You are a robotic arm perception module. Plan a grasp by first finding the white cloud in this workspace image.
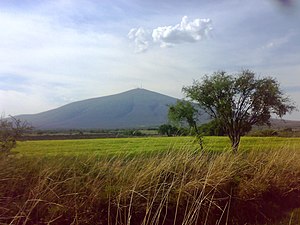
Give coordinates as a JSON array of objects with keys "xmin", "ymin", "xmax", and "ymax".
[
  {"xmin": 128, "ymin": 27, "xmax": 150, "ymax": 53},
  {"xmin": 152, "ymin": 16, "xmax": 212, "ymax": 48},
  {"xmin": 128, "ymin": 16, "xmax": 212, "ymax": 52}
]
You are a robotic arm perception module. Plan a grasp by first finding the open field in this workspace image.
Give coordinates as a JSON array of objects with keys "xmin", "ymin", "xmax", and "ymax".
[
  {"xmin": 1, "ymin": 136, "xmax": 300, "ymax": 225},
  {"xmin": 12, "ymin": 136, "xmax": 300, "ymax": 156}
]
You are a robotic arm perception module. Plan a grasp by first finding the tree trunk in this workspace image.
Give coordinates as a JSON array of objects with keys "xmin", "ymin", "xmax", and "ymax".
[
  {"xmin": 230, "ymin": 135, "xmax": 240, "ymax": 153},
  {"xmin": 193, "ymin": 123, "xmax": 203, "ymax": 150}
]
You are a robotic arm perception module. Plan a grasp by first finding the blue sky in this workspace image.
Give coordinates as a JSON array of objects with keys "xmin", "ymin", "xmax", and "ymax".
[{"xmin": 1, "ymin": 0, "xmax": 300, "ymax": 120}]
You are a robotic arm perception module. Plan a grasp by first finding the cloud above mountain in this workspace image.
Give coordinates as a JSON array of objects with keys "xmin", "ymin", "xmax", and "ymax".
[
  {"xmin": 128, "ymin": 27, "xmax": 150, "ymax": 53},
  {"xmin": 152, "ymin": 16, "xmax": 212, "ymax": 48},
  {"xmin": 128, "ymin": 16, "xmax": 212, "ymax": 52}
]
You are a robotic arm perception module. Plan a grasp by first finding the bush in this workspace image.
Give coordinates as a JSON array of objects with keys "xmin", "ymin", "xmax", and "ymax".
[
  {"xmin": 198, "ymin": 119, "xmax": 225, "ymax": 136},
  {"xmin": 158, "ymin": 124, "xmax": 178, "ymax": 136},
  {"xmin": 0, "ymin": 116, "xmax": 31, "ymax": 153}
]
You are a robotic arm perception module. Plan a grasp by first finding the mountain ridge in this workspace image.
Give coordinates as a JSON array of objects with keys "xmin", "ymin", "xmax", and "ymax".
[{"xmin": 16, "ymin": 88, "xmax": 179, "ymax": 129}]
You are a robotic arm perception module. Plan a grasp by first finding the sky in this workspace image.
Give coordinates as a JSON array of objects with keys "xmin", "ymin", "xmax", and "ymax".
[{"xmin": 1, "ymin": 0, "xmax": 300, "ymax": 120}]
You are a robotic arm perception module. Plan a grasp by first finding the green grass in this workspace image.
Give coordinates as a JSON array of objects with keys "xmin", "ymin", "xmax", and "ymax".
[
  {"xmin": 13, "ymin": 136, "xmax": 300, "ymax": 156},
  {"xmin": 13, "ymin": 137, "xmax": 195, "ymax": 156}
]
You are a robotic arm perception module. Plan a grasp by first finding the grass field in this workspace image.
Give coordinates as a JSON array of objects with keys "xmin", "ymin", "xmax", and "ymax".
[
  {"xmin": 13, "ymin": 136, "xmax": 300, "ymax": 156},
  {"xmin": 1, "ymin": 136, "xmax": 300, "ymax": 225}
]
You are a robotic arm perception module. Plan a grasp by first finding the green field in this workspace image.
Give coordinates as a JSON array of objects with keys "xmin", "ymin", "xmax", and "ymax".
[{"xmin": 13, "ymin": 136, "xmax": 300, "ymax": 156}]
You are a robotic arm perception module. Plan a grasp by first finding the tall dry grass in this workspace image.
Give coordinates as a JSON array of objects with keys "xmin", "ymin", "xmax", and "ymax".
[{"xmin": 0, "ymin": 146, "xmax": 300, "ymax": 225}]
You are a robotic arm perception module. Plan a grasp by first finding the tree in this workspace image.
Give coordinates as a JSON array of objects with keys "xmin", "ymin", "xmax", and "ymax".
[
  {"xmin": 0, "ymin": 116, "xmax": 32, "ymax": 154},
  {"xmin": 182, "ymin": 70, "xmax": 295, "ymax": 152},
  {"xmin": 168, "ymin": 100, "xmax": 199, "ymax": 132},
  {"xmin": 158, "ymin": 124, "xmax": 178, "ymax": 136},
  {"xmin": 168, "ymin": 100, "xmax": 203, "ymax": 148}
]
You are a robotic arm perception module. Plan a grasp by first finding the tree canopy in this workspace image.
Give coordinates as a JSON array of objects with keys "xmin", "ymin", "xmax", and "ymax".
[
  {"xmin": 168, "ymin": 100, "xmax": 203, "ymax": 148},
  {"xmin": 182, "ymin": 70, "xmax": 295, "ymax": 152},
  {"xmin": 168, "ymin": 100, "xmax": 199, "ymax": 133}
]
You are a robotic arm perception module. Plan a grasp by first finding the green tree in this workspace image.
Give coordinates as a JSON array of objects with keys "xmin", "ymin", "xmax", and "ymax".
[
  {"xmin": 158, "ymin": 124, "xmax": 178, "ymax": 136},
  {"xmin": 168, "ymin": 100, "xmax": 203, "ymax": 148},
  {"xmin": 0, "ymin": 116, "xmax": 32, "ymax": 154},
  {"xmin": 183, "ymin": 70, "xmax": 295, "ymax": 152},
  {"xmin": 168, "ymin": 100, "xmax": 198, "ymax": 132}
]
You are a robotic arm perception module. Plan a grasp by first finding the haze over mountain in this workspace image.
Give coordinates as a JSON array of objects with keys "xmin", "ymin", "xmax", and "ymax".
[{"xmin": 15, "ymin": 89, "xmax": 180, "ymax": 130}]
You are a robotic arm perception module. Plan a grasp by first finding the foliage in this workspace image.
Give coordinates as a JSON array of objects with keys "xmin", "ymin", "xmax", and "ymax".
[
  {"xmin": 158, "ymin": 124, "xmax": 179, "ymax": 136},
  {"xmin": 168, "ymin": 100, "xmax": 198, "ymax": 131},
  {"xmin": 183, "ymin": 70, "xmax": 295, "ymax": 152},
  {"xmin": 0, "ymin": 116, "xmax": 32, "ymax": 154},
  {"xmin": 168, "ymin": 100, "xmax": 203, "ymax": 148},
  {"xmin": 198, "ymin": 119, "xmax": 225, "ymax": 136}
]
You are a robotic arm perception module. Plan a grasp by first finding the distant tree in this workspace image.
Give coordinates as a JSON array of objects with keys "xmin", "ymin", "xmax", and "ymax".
[
  {"xmin": 0, "ymin": 116, "xmax": 32, "ymax": 154},
  {"xmin": 123, "ymin": 129, "xmax": 143, "ymax": 136},
  {"xmin": 183, "ymin": 70, "xmax": 295, "ymax": 152},
  {"xmin": 158, "ymin": 124, "xmax": 178, "ymax": 136},
  {"xmin": 168, "ymin": 100, "xmax": 203, "ymax": 148}
]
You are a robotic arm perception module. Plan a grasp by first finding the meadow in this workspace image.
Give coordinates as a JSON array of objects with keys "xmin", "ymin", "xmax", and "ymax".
[
  {"xmin": 1, "ymin": 136, "xmax": 300, "ymax": 225},
  {"xmin": 12, "ymin": 136, "xmax": 300, "ymax": 156}
]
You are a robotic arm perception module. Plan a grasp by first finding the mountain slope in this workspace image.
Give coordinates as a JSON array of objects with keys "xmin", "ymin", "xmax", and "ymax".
[{"xmin": 16, "ymin": 89, "xmax": 179, "ymax": 129}]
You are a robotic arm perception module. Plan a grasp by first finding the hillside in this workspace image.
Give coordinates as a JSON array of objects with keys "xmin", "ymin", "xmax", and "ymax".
[{"xmin": 15, "ymin": 89, "xmax": 180, "ymax": 130}]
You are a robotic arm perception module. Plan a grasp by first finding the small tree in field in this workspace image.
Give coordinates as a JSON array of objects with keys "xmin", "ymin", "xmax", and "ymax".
[
  {"xmin": 0, "ymin": 116, "xmax": 32, "ymax": 154},
  {"xmin": 183, "ymin": 70, "xmax": 295, "ymax": 152},
  {"xmin": 168, "ymin": 100, "xmax": 203, "ymax": 148}
]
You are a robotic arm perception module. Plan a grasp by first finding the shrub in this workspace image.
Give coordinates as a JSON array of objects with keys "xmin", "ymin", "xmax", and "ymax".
[
  {"xmin": 158, "ymin": 124, "xmax": 178, "ymax": 136},
  {"xmin": 198, "ymin": 119, "xmax": 225, "ymax": 136},
  {"xmin": 0, "ymin": 116, "xmax": 32, "ymax": 154}
]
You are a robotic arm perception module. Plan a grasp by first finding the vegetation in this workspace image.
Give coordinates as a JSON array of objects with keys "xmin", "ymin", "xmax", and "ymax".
[
  {"xmin": 168, "ymin": 100, "xmax": 199, "ymax": 133},
  {"xmin": 0, "ymin": 116, "xmax": 31, "ymax": 154},
  {"xmin": 249, "ymin": 128, "xmax": 300, "ymax": 137},
  {"xmin": 198, "ymin": 119, "xmax": 225, "ymax": 136},
  {"xmin": 158, "ymin": 124, "xmax": 179, "ymax": 136},
  {"xmin": 1, "ymin": 137, "xmax": 300, "ymax": 225},
  {"xmin": 182, "ymin": 70, "xmax": 295, "ymax": 152},
  {"xmin": 168, "ymin": 100, "xmax": 203, "ymax": 148}
]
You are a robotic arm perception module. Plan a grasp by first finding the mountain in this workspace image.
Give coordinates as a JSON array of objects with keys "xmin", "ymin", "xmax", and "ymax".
[{"xmin": 16, "ymin": 89, "xmax": 180, "ymax": 130}]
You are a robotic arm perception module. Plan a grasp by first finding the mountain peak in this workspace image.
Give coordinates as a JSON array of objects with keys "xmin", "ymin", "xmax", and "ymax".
[{"xmin": 123, "ymin": 88, "xmax": 160, "ymax": 94}]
